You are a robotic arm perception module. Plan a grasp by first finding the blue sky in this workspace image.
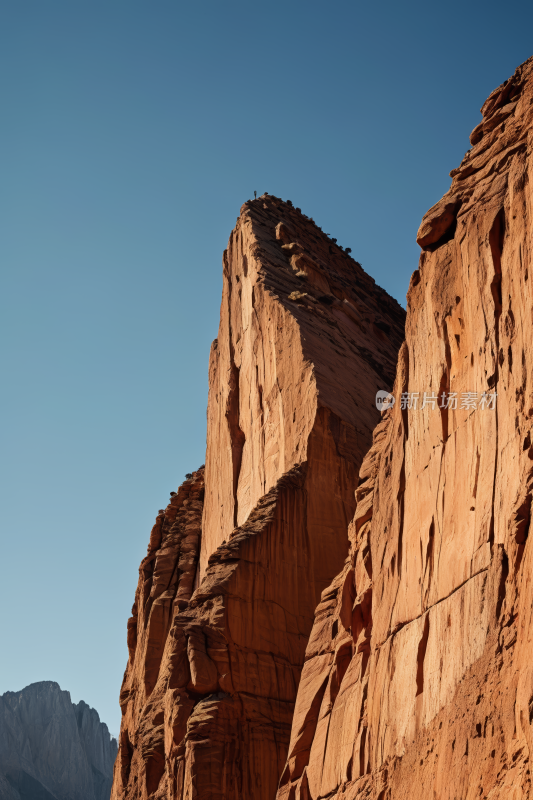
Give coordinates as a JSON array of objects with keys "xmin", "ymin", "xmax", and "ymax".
[{"xmin": 1, "ymin": 1, "xmax": 532, "ymax": 736}]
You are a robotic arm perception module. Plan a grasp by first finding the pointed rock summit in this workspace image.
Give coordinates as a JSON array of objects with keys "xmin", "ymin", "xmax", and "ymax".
[
  {"xmin": 112, "ymin": 195, "xmax": 405, "ymax": 799},
  {"xmin": 0, "ymin": 682, "xmax": 117, "ymax": 800}
]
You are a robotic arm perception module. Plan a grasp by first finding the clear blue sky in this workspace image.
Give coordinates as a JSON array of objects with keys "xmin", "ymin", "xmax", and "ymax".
[{"xmin": 1, "ymin": 0, "xmax": 531, "ymax": 736}]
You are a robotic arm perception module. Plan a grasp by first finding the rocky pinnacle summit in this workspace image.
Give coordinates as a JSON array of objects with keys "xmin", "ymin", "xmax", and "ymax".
[{"xmin": 112, "ymin": 194, "xmax": 405, "ymax": 800}]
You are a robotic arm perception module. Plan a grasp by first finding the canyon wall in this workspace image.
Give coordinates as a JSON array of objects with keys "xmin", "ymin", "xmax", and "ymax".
[
  {"xmin": 112, "ymin": 196, "xmax": 405, "ymax": 800},
  {"xmin": 0, "ymin": 681, "xmax": 117, "ymax": 800},
  {"xmin": 277, "ymin": 55, "xmax": 533, "ymax": 800}
]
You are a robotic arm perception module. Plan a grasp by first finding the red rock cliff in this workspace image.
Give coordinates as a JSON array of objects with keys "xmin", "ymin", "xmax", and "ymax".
[
  {"xmin": 277, "ymin": 56, "xmax": 533, "ymax": 800},
  {"xmin": 112, "ymin": 196, "xmax": 405, "ymax": 800}
]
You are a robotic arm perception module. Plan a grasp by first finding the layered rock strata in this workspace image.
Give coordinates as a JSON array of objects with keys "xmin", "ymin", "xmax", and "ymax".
[
  {"xmin": 0, "ymin": 681, "xmax": 117, "ymax": 800},
  {"xmin": 112, "ymin": 197, "xmax": 405, "ymax": 800},
  {"xmin": 277, "ymin": 55, "xmax": 533, "ymax": 800}
]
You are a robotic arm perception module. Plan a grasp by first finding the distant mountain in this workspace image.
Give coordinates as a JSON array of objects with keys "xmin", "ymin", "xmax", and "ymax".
[{"xmin": 0, "ymin": 682, "xmax": 117, "ymax": 800}]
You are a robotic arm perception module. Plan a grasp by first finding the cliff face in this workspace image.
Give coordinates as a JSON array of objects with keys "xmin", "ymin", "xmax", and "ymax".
[
  {"xmin": 277, "ymin": 56, "xmax": 533, "ymax": 800},
  {"xmin": 112, "ymin": 196, "xmax": 405, "ymax": 800},
  {"xmin": 0, "ymin": 682, "xmax": 117, "ymax": 800}
]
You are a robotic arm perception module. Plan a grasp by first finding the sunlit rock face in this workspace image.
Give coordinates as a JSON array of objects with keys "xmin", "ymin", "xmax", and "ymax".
[
  {"xmin": 277, "ymin": 55, "xmax": 533, "ymax": 800},
  {"xmin": 0, "ymin": 682, "xmax": 117, "ymax": 800},
  {"xmin": 112, "ymin": 195, "xmax": 405, "ymax": 800}
]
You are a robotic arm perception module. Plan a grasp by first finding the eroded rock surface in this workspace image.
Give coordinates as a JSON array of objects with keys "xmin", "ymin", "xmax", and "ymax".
[
  {"xmin": 112, "ymin": 197, "xmax": 405, "ymax": 800},
  {"xmin": 278, "ymin": 55, "xmax": 533, "ymax": 800}
]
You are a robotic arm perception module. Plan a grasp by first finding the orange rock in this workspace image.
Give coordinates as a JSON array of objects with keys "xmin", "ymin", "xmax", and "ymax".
[
  {"xmin": 278, "ymin": 55, "xmax": 533, "ymax": 800},
  {"xmin": 199, "ymin": 196, "xmax": 404, "ymax": 585},
  {"xmin": 112, "ymin": 197, "xmax": 405, "ymax": 800}
]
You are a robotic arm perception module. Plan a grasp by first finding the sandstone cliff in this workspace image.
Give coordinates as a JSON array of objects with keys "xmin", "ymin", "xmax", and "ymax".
[
  {"xmin": 277, "ymin": 55, "xmax": 533, "ymax": 800},
  {"xmin": 112, "ymin": 196, "xmax": 405, "ymax": 800},
  {"xmin": 0, "ymin": 681, "xmax": 117, "ymax": 800}
]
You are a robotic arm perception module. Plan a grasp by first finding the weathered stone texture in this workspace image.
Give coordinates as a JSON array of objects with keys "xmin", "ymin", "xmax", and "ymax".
[
  {"xmin": 277, "ymin": 55, "xmax": 533, "ymax": 800},
  {"xmin": 112, "ymin": 197, "xmax": 405, "ymax": 800},
  {"xmin": 199, "ymin": 196, "xmax": 404, "ymax": 584}
]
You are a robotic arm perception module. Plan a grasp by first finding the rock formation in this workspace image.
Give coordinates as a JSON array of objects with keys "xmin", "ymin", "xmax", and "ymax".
[
  {"xmin": 277, "ymin": 55, "xmax": 533, "ymax": 799},
  {"xmin": 112, "ymin": 196, "xmax": 405, "ymax": 800},
  {"xmin": 0, "ymin": 681, "xmax": 117, "ymax": 800}
]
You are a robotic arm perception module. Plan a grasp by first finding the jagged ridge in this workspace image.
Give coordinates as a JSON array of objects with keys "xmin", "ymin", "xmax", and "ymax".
[{"xmin": 0, "ymin": 681, "xmax": 117, "ymax": 800}]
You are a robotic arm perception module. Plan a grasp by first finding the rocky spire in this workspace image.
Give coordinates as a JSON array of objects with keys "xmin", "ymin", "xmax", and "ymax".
[{"xmin": 112, "ymin": 195, "xmax": 405, "ymax": 800}]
